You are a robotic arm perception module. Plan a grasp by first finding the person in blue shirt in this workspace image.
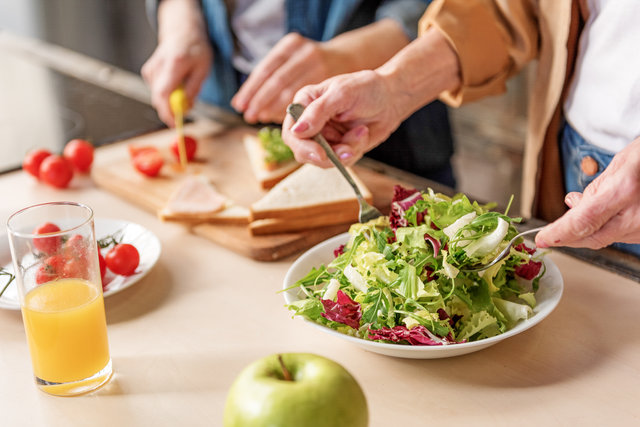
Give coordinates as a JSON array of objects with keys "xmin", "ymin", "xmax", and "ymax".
[{"xmin": 142, "ymin": 0, "xmax": 456, "ymax": 187}]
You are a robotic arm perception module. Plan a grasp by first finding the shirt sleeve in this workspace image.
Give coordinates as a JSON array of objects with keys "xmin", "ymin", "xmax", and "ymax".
[
  {"xmin": 376, "ymin": 0, "xmax": 431, "ymax": 41},
  {"xmin": 420, "ymin": 0, "xmax": 540, "ymax": 106},
  {"xmin": 145, "ymin": 0, "xmax": 160, "ymax": 30}
]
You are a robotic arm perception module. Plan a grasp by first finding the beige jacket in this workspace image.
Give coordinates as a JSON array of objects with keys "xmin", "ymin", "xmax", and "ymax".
[{"xmin": 420, "ymin": 0, "xmax": 584, "ymax": 221}]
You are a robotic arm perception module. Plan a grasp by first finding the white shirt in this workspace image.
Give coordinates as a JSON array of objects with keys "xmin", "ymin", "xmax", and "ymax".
[
  {"xmin": 229, "ymin": 0, "xmax": 286, "ymax": 75},
  {"xmin": 563, "ymin": 0, "xmax": 640, "ymax": 153}
]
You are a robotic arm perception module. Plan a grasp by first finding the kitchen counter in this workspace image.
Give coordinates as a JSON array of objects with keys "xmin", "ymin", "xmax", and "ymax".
[
  {"xmin": 1, "ymin": 32, "xmax": 639, "ymax": 427},
  {"xmin": 1, "ymin": 150, "xmax": 639, "ymax": 426}
]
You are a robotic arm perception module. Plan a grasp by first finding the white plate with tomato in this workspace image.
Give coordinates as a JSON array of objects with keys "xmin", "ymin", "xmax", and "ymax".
[{"xmin": 0, "ymin": 218, "xmax": 161, "ymax": 310}]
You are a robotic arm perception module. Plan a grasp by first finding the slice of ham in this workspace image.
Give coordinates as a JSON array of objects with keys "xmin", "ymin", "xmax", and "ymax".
[{"xmin": 160, "ymin": 175, "xmax": 227, "ymax": 219}]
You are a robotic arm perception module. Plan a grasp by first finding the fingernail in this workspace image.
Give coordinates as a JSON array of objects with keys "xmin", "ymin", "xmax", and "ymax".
[
  {"xmin": 339, "ymin": 151, "xmax": 353, "ymax": 160},
  {"xmin": 356, "ymin": 126, "xmax": 368, "ymax": 138},
  {"xmin": 292, "ymin": 121, "xmax": 309, "ymax": 133},
  {"xmin": 308, "ymin": 152, "xmax": 319, "ymax": 162}
]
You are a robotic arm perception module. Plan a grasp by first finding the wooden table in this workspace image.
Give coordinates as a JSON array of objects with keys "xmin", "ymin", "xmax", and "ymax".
[{"xmin": 1, "ymin": 155, "xmax": 639, "ymax": 427}]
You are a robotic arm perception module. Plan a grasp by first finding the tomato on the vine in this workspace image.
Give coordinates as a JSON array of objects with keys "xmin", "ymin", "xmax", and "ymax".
[
  {"xmin": 63, "ymin": 234, "xmax": 86, "ymax": 257},
  {"xmin": 105, "ymin": 243, "xmax": 139, "ymax": 276},
  {"xmin": 61, "ymin": 257, "xmax": 87, "ymax": 280},
  {"xmin": 23, "ymin": 149, "xmax": 52, "ymax": 179},
  {"xmin": 63, "ymin": 139, "xmax": 94, "ymax": 173},
  {"xmin": 35, "ymin": 255, "xmax": 65, "ymax": 284},
  {"xmin": 170, "ymin": 135, "xmax": 197, "ymax": 162},
  {"xmin": 98, "ymin": 250, "xmax": 107, "ymax": 287},
  {"xmin": 32, "ymin": 222, "xmax": 62, "ymax": 254},
  {"xmin": 39, "ymin": 155, "xmax": 74, "ymax": 188}
]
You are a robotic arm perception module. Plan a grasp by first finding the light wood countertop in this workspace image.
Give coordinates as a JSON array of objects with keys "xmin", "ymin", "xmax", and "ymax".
[
  {"xmin": 1, "ymin": 31, "xmax": 639, "ymax": 427},
  {"xmin": 0, "ymin": 160, "xmax": 639, "ymax": 427}
]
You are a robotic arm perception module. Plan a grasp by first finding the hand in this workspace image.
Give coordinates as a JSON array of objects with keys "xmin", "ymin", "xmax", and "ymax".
[
  {"xmin": 281, "ymin": 70, "xmax": 406, "ymax": 168},
  {"xmin": 141, "ymin": 0, "xmax": 212, "ymax": 126},
  {"xmin": 536, "ymin": 137, "xmax": 640, "ymax": 249},
  {"xmin": 231, "ymin": 33, "xmax": 340, "ymax": 124},
  {"xmin": 231, "ymin": 19, "xmax": 412, "ymax": 125}
]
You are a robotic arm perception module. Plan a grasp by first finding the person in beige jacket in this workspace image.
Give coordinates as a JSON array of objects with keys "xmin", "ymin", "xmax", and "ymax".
[{"xmin": 282, "ymin": 0, "xmax": 640, "ymax": 254}]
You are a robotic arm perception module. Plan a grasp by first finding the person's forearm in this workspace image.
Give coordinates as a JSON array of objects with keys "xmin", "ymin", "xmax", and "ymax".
[
  {"xmin": 376, "ymin": 27, "xmax": 461, "ymax": 121},
  {"xmin": 157, "ymin": 0, "xmax": 207, "ymax": 42},
  {"xmin": 322, "ymin": 18, "xmax": 411, "ymax": 75}
]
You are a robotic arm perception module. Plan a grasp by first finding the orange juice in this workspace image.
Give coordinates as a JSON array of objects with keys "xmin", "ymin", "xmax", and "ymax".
[{"xmin": 21, "ymin": 279, "xmax": 110, "ymax": 383}]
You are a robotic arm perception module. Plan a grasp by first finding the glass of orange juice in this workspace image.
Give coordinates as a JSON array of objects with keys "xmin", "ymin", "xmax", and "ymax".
[{"xmin": 7, "ymin": 201, "xmax": 112, "ymax": 396}]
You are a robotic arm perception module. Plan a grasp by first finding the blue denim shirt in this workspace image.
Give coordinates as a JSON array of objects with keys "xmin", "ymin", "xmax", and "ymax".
[{"xmin": 199, "ymin": 0, "xmax": 430, "ymax": 110}]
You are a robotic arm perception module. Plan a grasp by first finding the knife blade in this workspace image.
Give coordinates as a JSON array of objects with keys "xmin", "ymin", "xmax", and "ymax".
[{"xmin": 170, "ymin": 86, "xmax": 189, "ymax": 170}]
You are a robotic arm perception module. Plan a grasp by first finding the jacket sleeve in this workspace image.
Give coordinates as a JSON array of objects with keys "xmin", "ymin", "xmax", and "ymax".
[
  {"xmin": 420, "ymin": 0, "xmax": 539, "ymax": 106},
  {"xmin": 376, "ymin": 0, "xmax": 431, "ymax": 41}
]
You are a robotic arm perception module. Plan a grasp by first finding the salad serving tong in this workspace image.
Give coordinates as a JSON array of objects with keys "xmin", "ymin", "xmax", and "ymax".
[
  {"xmin": 461, "ymin": 226, "xmax": 545, "ymax": 272},
  {"xmin": 287, "ymin": 103, "xmax": 383, "ymax": 223}
]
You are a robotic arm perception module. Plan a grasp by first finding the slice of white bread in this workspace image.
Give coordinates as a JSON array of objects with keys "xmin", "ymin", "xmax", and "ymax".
[
  {"xmin": 249, "ymin": 164, "xmax": 372, "ymax": 234},
  {"xmin": 243, "ymin": 134, "xmax": 301, "ymax": 189},
  {"xmin": 158, "ymin": 175, "xmax": 250, "ymax": 225}
]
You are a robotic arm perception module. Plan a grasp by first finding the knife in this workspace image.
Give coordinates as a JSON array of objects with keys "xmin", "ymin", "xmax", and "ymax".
[{"xmin": 169, "ymin": 86, "xmax": 189, "ymax": 170}]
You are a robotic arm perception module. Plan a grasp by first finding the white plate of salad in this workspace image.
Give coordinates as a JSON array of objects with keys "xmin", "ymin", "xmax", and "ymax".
[
  {"xmin": 0, "ymin": 218, "xmax": 161, "ymax": 310},
  {"xmin": 283, "ymin": 187, "xmax": 563, "ymax": 359}
]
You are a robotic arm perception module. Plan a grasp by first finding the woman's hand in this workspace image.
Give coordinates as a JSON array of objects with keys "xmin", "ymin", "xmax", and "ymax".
[
  {"xmin": 281, "ymin": 70, "xmax": 406, "ymax": 167},
  {"xmin": 281, "ymin": 27, "xmax": 462, "ymax": 168},
  {"xmin": 536, "ymin": 137, "xmax": 640, "ymax": 249},
  {"xmin": 232, "ymin": 19, "xmax": 411, "ymax": 124},
  {"xmin": 141, "ymin": 0, "xmax": 212, "ymax": 126},
  {"xmin": 231, "ymin": 33, "xmax": 339, "ymax": 124}
]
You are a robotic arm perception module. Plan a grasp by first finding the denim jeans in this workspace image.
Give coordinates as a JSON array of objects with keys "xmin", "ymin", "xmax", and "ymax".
[{"xmin": 560, "ymin": 122, "xmax": 640, "ymax": 255}]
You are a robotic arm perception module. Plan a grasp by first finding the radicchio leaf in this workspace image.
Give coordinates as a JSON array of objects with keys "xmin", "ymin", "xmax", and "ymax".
[
  {"xmin": 513, "ymin": 243, "xmax": 542, "ymax": 279},
  {"xmin": 515, "ymin": 260, "xmax": 543, "ymax": 280},
  {"xmin": 514, "ymin": 243, "xmax": 536, "ymax": 255},
  {"xmin": 425, "ymin": 235, "xmax": 441, "ymax": 256},
  {"xmin": 367, "ymin": 325, "xmax": 447, "ymax": 346},
  {"xmin": 390, "ymin": 185, "xmax": 422, "ymax": 231},
  {"xmin": 321, "ymin": 290, "xmax": 361, "ymax": 329},
  {"xmin": 392, "ymin": 185, "xmax": 419, "ymax": 203}
]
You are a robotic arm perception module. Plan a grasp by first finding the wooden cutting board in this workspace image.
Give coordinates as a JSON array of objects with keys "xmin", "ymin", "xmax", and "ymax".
[{"xmin": 92, "ymin": 120, "xmax": 404, "ymax": 261}]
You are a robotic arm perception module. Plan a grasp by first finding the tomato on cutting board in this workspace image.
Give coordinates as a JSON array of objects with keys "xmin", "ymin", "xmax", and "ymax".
[
  {"xmin": 170, "ymin": 135, "xmax": 198, "ymax": 162},
  {"xmin": 129, "ymin": 145, "xmax": 164, "ymax": 177}
]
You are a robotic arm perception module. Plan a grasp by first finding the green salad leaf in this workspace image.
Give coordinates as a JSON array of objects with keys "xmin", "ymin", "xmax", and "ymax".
[{"xmin": 258, "ymin": 127, "xmax": 294, "ymax": 165}]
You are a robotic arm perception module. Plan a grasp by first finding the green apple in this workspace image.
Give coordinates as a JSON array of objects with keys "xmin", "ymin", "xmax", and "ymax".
[{"xmin": 223, "ymin": 353, "xmax": 368, "ymax": 427}]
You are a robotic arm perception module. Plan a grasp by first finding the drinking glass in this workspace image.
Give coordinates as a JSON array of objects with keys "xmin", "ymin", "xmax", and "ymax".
[{"xmin": 7, "ymin": 202, "xmax": 112, "ymax": 396}]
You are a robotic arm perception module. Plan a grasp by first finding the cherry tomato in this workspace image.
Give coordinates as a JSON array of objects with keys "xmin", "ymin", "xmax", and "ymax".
[
  {"xmin": 98, "ymin": 250, "xmax": 107, "ymax": 288},
  {"xmin": 39, "ymin": 155, "xmax": 74, "ymax": 188},
  {"xmin": 32, "ymin": 222, "xmax": 62, "ymax": 254},
  {"xmin": 170, "ymin": 135, "xmax": 197, "ymax": 162},
  {"xmin": 63, "ymin": 139, "xmax": 94, "ymax": 173},
  {"xmin": 35, "ymin": 255, "xmax": 65, "ymax": 284},
  {"xmin": 129, "ymin": 146, "xmax": 164, "ymax": 177},
  {"xmin": 23, "ymin": 149, "xmax": 52, "ymax": 179},
  {"xmin": 63, "ymin": 234, "xmax": 85, "ymax": 257},
  {"xmin": 61, "ymin": 257, "xmax": 87, "ymax": 280},
  {"xmin": 105, "ymin": 243, "xmax": 140, "ymax": 276}
]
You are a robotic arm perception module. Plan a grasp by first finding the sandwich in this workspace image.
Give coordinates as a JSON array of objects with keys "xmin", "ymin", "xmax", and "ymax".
[
  {"xmin": 244, "ymin": 127, "xmax": 301, "ymax": 189},
  {"xmin": 249, "ymin": 164, "xmax": 373, "ymax": 235},
  {"xmin": 158, "ymin": 174, "xmax": 249, "ymax": 225}
]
